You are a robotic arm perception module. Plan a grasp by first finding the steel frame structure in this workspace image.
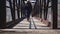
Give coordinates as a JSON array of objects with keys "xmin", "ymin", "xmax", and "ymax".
[{"xmin": 0, "ymin": 0, "xmax": 58, "ymax": 29}]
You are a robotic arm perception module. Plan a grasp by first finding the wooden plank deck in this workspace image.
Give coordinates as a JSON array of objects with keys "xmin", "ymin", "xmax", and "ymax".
[{"xmin": 13, "ymin": 16, "xmax": 50, "ymax": 29}]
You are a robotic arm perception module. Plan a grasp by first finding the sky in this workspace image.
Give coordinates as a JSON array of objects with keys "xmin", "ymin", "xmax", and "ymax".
[{"xmin": 58, "ymin": 0, "xmax": 60, "ymax": 3}]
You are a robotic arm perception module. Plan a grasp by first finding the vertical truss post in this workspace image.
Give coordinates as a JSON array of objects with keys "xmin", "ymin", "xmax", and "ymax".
[
  {"xmin": 9, "ymin": 0, "xmax": 13, "ymax": 20},
  {"xmin": 39, "ymin": 0, "xmax": 42, "ymax": 18},
  {"xmin": 0, "ymin": 0, "xmax": 6, "ymax": 28},
  {"xmin": 21, "ymin": 0, "xmax": 23, "ymax": 18},
  {"xmin": 43, "ymin": 0, "xmax": 49, "ymax": 20},
  {"xmin": 51, "ymin": 0, "xmax": 58, "ymax": 29},
  {"xmin": 12, "ymin": 0, "xmax": 15, "ymax": 20},
  {"xmin": 37, "ymin": 0, "xmax": 40, "ymax": 17},
  {"xmin": 17, "ymin": 0, "xmax": 20, "ymax": 19},
  {"xmin": 45, "ymin": 0, "xmax": 50, "ymax": 20},
  {"xmin": 9, "ymin": 0, "xmax": 15, "ymax": 21},
  {"xmin": 44, "ymin": 0, "xmax": 47, "ymax": 20}
]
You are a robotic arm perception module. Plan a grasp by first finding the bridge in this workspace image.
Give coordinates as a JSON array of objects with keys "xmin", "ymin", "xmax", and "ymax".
[{"xmin": 0, "ymin": 0, "xmax": 58, "ymax": 29}]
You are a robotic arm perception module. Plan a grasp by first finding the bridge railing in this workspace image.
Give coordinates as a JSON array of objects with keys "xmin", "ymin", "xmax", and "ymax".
[
  {"xmin": 31, "ymin": 0, "xmax": 58, "ymax": 29},
  {"xmin": 0, "ymin": 0, "xmax": 58, "ymax": 29}
]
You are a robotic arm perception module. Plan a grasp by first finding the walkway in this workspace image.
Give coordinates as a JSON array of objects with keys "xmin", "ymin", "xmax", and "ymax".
[{"xmin": 13, "ymin": 16, "xmax": 50, "ymax": 29}]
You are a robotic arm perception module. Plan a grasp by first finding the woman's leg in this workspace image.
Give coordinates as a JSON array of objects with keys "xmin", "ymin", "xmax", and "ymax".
[
  {"xmin": 25, "ymin": 10, "xmax": 28, "ymax": 18},
  {"xmin": 27, "ymin": 11, "xmax": 30, "ymax": 21}
]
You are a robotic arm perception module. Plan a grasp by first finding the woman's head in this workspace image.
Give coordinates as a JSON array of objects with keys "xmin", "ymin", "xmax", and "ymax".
[
  {"xmin": 27, "ymin": 1, "xmax": 31, "ymax": 4},
  {"xmin": 24, "ymin": 1, "xmax": 27, "ymax": 4}
]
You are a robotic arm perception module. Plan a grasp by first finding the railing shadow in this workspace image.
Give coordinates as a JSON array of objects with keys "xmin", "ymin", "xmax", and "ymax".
[
  {"xmin": 29, "ymin": 20, "xmax": 31, "ymax": 29},
  {"xmin": 32, "ymin": 18, "xmax": 37, "ymax": 29},
  {"xmin": 6, "ymin": 17, "xmax": 25, "ymax": 29}
]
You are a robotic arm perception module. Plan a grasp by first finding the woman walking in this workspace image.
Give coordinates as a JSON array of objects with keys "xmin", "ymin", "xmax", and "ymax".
[{"xmin": 24, "ymin": 1, "xmax": 32, "ymax": 21}]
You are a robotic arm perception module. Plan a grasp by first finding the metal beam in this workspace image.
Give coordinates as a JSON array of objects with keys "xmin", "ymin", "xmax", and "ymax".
[
  {"xmin": 43, "ymin": 0, "xmax": 50, "ymax": 20},
  {"xmin": 39, "ymin": 0, "xmax": 42, "ymax": 18},
  {"xmin": 16, "ymin": 0, "xmax": 20, "ymax": 19},
  {"xmin": 51, "ymin": 0, "xmax": 58, "ymax": 29},
  {"xmin": 0, "ymin": 0, "xmax": 6, "ymax": 29},
  {"xmin": 12, "ymin": 0, "xmax": 15, "ymax": 20},
  {"xmin": 21, "ymin": 0, "xmax": 23, "ymax": 18},
  {"xmin": 44, "ymin": 0, "xmax": 47, "ymax": 20},
  {"xmin": 9, "ymin": 0, "xmax": 15, "ymax": 21},
  {"xmin": 45, "ymin": 0, "xmax": 50, "ymax": 20}
]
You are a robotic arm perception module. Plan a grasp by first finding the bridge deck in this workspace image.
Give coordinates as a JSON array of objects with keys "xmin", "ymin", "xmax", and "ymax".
[{"xmin": 13, "ymin": 16, "xmax": 50, "ymax": 29}]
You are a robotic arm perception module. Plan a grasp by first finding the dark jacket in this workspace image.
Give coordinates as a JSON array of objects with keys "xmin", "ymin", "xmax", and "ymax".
[
  {"xmin": 21, "ymin": 3, "xmax": 25, "ymax": 11},
  {"xmin": 25, "ymin": 2, "xmax": 32, "ymax": 12}
]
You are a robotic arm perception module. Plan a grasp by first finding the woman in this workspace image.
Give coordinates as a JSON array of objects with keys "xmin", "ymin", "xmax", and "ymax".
[{"xmin": 25, "ymin": 1, "xmax": 32, "ymax": 21}]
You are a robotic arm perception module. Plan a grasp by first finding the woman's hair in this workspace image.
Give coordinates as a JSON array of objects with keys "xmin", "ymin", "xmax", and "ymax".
[{"xmin": 27, "ymin": 1, "xmax": 31, "ymax": 4}]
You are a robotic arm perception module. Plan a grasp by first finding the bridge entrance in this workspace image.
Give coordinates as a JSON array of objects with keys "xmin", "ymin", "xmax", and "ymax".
[{"xmin": 0, "ymin": 0, "xmax": 58, "ymax": 29}]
